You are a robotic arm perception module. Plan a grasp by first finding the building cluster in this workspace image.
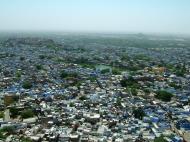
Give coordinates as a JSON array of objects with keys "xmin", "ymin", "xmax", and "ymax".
[{"xmin": 0, "ymin": 36, "xmax": 190, "ymax": 142}]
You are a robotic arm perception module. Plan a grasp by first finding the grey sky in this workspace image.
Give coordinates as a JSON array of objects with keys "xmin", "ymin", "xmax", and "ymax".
[{"xmin": 0, "ymin": 0, "xmax": 190, "ymax": 34}]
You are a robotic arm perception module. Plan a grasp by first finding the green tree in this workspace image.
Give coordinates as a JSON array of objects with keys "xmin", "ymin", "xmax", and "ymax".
[
  {"xmin": 69, "ymin": 102, "xmax": 74, "ymax": 107},
  {"xmin": 79, "ymin": 95, "xmax": 87, "ymax": 101},
  {"xmin": 112, "ymin": 68, "xmax": 121, "ymax": 75},
  {"xmin": 88, "ymin": 77, "xmax": 96, "ymax": 82},
  {"xmin": 133, "ymin": 107, "xmax": 145, "ymax": 120},
  {"xmin": 120, "ymin": 76, "xmax": 140, "ymax": 89},
  {"xmin": 20, "ymin": 137, "xmax": 33, "ymax": 142},
  {"xmin": 131, "ymin": 88, "xmax": 138, "ymax": 96},
  {"xmin": 143, "ymin": 88, "xmax": 150, "ymax": 94},
  {"xmin": 39, "ymin": 55, "xmax": 45, "ymax": 59},
  {"xmin": 169, "ymin": 82, "xmax": 181, "ymax": 89},
  {"xmin": 0, "ymin": 131, "xmax": 6, "ymax": 140},
  {"xmin": 155, "ymin": 90, "xmax": 173, "ymax": 102},
  {"xmin": 174, "ymin": 63, "xmax": 187, "ymax": 77},
  {"xmin": 20, "ymin": 56, "xmax": 25, "ymax": 61},
  {"xmin": 116, "ymin": 98, "xmax": 122, "ymax": 106},
  {"xmin": 60, "ymin": 71, "xmax": 69, "ymax": 78},
  {"xmin": 0, "ymin": 112, "xmax": 4, "ymax": 118},
  {"xmin": 154, "ymin": 135, "xmax": 167, "ymax": 142},
  {"xmin": 21, "ymin": 109, "xmax": 34, "ymax": 119},
  {"xmin": 35, "ymin": 64, "xmax": 43, "ymax": 70},
  {"xmin": 10, "ymin": 107, "xmax": 20, "ymax": 118},
  {"xmin": 101, "ymin": 68, "xmax": 110, "ymax": 74},
  {"xmin": 22, "ymin": 81, "xmax": 32, "ymax": 89},
  {"xmin": 60, "ymin": 71, "xmax": 79, "ymax": 79},
  {"xmin": 15, "ymin": 70, "xmax": 22, "ymax": 78},
  {"xmin": 0, "ymin": 126, "xmax": 15, "ymax": 134},
  {"xmin": 81, "ymin": 63, "xmax": 95, "ymax": 69}
]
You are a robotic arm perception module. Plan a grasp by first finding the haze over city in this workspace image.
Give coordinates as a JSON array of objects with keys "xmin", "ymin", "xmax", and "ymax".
[
  {"xmin": 1, "ymin": 1, "xmax": 190, "ymax": 142},
  {"xmin": 0, "ymin": 0, "xmax": 190, "ymax": 34}
]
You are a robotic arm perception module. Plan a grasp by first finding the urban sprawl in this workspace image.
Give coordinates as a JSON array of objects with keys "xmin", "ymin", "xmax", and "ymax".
[{"xmin": 0, "ymin": 33, "xmax": 190, "ymax": 142}]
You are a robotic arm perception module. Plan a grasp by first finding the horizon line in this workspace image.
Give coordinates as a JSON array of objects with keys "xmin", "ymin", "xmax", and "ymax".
[{"xmin": 0, "ymin": 29, "xmax": 190, "ymax": 37}]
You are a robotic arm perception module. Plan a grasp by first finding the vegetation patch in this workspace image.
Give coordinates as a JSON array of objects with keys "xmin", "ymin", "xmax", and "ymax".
[
  {"xmin": 155, "ymin": 90, "xmax": 173, "ymax": 102},
  {"xmin": 21, "ymin": 109, "xmax": 34, "ymax": 119},
  {"xmin": 22, "ymin": 80, "xmax": 32, "ymax": 89}
]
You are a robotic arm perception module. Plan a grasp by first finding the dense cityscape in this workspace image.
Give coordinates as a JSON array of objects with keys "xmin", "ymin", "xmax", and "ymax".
[{"xmin": 0, "ymin": 33, "xmax": 190, "ymax": 142}]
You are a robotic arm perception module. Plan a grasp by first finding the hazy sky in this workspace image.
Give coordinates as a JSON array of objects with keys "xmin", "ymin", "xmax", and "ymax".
[{"xmin": 0, "ymin": 0, "xmax": 190, "ymax": 34}]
